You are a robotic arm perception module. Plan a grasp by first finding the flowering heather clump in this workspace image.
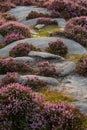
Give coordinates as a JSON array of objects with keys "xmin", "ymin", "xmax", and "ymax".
[
  {"xmin": 42, "ymin": 102, "xmax": 85, "ymax": 130},
  {"xmin": 0, "ymin": 1, "xmax": 16, "ymax": 12},
  {"xmin": 2, "ymin": 13, "xmax": 16, "ymax": 21},
  {"xmin": 64, "ymin": 16, "xmax": 87, "ymax": 46},
  {"xmin": 37, "ymin": 17, "xmax": 58, "ymax": 25},
  {"xmin": 0, "ymin": 72, "xmax": 19, "ymax": 87},
  {"xmin": 23, "ymin": 76, "xmax": 47, "ymax": 90},
  {"xmin": 51, "ymin": 9, "xmax": 60, "ymax": 18},
  {"xmin": 10, "ymin": 0, "xmax": 35, "ymax": 6},
  {"xmin": 38, "ymin": 61, "xmax": 59, "ymax": 77},
  {"xmin": 9, "ymin": 43, "xmax": 38, "ymax": 57},
  {"xmin": 46, "ymin": 0, "xmax": 87, "ymax": 19},
  {"xmin": 26, "ymin": 11, "xmax": 50, "ymax": 20},
  {"xmin": 4, "ymin": 32, "xmax": 25, "ymax": 45},
  {"xmin": 0, "ymin": 21, "xmax": 31, "ymax": 37},
  {"xmin": 74, "ymin": 0, "xmax": 87, "ymax": 8},
  {"xmin": 0, "ymin": 83, "xmax": 85, "ymax": 130},
  {"xmin": 76, "ymin": 55, "xmax": 87, "ymax": 77},
  {"xmin": 47, "ymin": 39, "xmax": 68, "ymax": 56},
  {"xmin": 0, "ymin": 58, "xmax": 33, "ymax": 74}
]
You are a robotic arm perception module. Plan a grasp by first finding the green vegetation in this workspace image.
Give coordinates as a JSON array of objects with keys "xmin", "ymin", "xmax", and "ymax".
[
  {"xmin": 66, "ymin": 54, "xmax": 84, "ymax": 63},
  {"xmin": 41, "ymin": 89, "xmax": 75, "ymax": 103},
  {"xmin": 32, "ymin": 25, "xmax": 63, "ymax": 37}
]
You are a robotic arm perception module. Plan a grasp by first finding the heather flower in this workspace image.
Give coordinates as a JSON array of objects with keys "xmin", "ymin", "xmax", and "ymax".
[
  {"xmin": 0, "ymin": 58, "xmax": 33, "ymax": 74},
  {"xmin": 0, "ymin": 83, "xmax": 85, "ymax": 130},
  {"xmin": 38, "ymin": 61, "xmax": 59, "ymax": 77},
  {"xmin": 9, "ymin": 43, "xmax": 39, "ymax": 57},
  {"xmin": 26, "ymin": 11, "xmax": 50, "ymax": 20},
  {"xmin": 0, "ymin": 72, "xmax": 19, "ymax": 87},
  {"xmin": 37, "ymin": 17, "xmax": 58, "ymax": 25},
  {"xmin": 0, "ymin": 1, "xmax": 16, "ymax": 12},
  {"xmin": 0, "ymin": 21, "xmax": 31, "ymax": 37},
  {"xmin": 64, "ymin": 16, "xmax": 87, "ymax": 46},
  {"xmin": 76, "ymin": 55, "xmax": 87, "ymax": 76},
  {"xmin": 45, "ymin": 0, "xmax": 87, "ymax": 19},
  {"xmin": 46, "ymin": 39, "xmax": 68, "ymax": 56}
]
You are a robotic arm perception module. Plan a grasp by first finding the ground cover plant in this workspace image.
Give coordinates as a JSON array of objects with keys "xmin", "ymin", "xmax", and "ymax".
[
  {"xmin": 38, "ymin": 61, "xmax": 59, "ymax": 77},
  {"xmin": 0, "ymin": 21, "xmax": 31, "ymax": 37},
  {"xmin": 46, "ymin": 39, "xmax": 68, "ymax": 56},
  {"xmin": 37, "ymin": 17, "xmax": 58, "ymax": 25},
  {"xmin": 0, "ymin": 58, "xmax": 33, "ymax": 74},
  {"xmin": 26, "ymin": 11, "xmax": 50, "ymax": 20},
  {"xmin": 0, "ymin": 83, "xmax": 85, "ymax": 130},
  {"xmin": 64, "ymin": 16, "xmax": 87, "ymax": 46},
  {"xmin": 9, "ymin": 42, "xmax": 40, "ymax": 57},
  {"xmin": 44, "ymin": 0, "xmax": 87, "ymax": 19},
  {"xmin": 76, "ymin": 54, "xmax": 87, "ymax": 76}
]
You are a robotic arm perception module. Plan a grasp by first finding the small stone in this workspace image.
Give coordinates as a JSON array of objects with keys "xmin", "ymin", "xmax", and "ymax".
[{"xmin": 35, "ymin": 24, "xmax": 45, "ymax": 30}]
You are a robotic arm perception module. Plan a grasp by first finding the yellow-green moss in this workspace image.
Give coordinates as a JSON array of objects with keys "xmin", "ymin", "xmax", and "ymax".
[
  {"xmin": 66, "ymin": 54, "xmax": 85, "ymax": 63},
  {"xmin": 32, "ymin": 25, "xmax": 62, "ymax": 37},
  {"xmin": 41, "ymin": 89, "xmax": 75, "ymax": 103}
]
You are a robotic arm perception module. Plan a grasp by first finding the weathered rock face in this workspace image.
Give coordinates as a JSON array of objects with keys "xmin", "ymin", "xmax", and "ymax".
[
  {"xmin": 8, "ymin": 6, "xmax": 51, "ymax": 22},
  {"xmin": 18, "ymin": 75, "xmax": 59, "ymax": 86},
  {"xmin": 0, "ymin": 35, "xmax": 4, "ymax": 42},
  {"xmin": 59, "ymin": 75, "xmax": 87, "ymax": 100},
  {"xmin": 28, "ymin": 51, "xmax": 64, "ymax": 60},
  {"xmin": 0, "ymin": 37, "xmax": 87, "ymax": 57},
  {"xmin": 55, "ymin": 61, "xmax": 76, "ymax": 76},
  {"xmin": 13, "ymin": 56, "xmax": 34, "ymax": 63}
]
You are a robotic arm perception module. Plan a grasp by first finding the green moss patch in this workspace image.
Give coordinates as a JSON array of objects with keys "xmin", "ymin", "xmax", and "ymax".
[{"xmin": 41, "ymin": 89, "xmax": 75, "ymax": 103}]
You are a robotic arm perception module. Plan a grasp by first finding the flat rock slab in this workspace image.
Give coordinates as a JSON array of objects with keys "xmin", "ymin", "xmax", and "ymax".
[
  {"xmin": 0, "ymin": 35, "xmax": 4, "ymax": 42},
  {"xmin": 8, "ymin": 6, "xmax": 51, "ymax": 22},
  {"xmin": 72, "ymin": 100, "xmax": 87, "ymax": 116},
  {"xmin": 18, "ymin": 75, "xmax": 59, "ymax": 86},
  {"xmin": 0, "ymin": 75, "xmax": 5, "ymax": 80},
  {"xmin": 55, "ymin": 61, "xmax": 76, "ymax": 76},
  {"xmin": 0, "ymin": 37, "xmax": 87, "ymax": 57},
  {"xmin": 60, "ymin": 75, "xmax": 87, "ymax": 100},
  {"xmin": 55, "ymin": 18, "xmax": 66, "ymax": 28},
  {"xmin": 28, "ymin": 51, "xmax": 64, "ymax": 60},
  {"xmin": 13, "ymin": 56, "xmax": 34, "ymax": 63}
]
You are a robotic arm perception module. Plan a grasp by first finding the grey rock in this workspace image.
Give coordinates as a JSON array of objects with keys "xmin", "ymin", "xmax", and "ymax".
[
  {"xmin": 72, "ymin": 100, "xmax": 87, "ymax": 116},
  {"xmin": 28, "ymin": 51, "xmax": 64, "ymax": 60},
  {"xmin": 13, "ymin": 56, "xmax": 34, "ymax": 63},
  {"xmin": 55, "ymin": 61, "xmax": 76, "ymax": 76},
  {"xmin": 18, "ymin": 75, "xmax": 59, "ymax": 86},
  {"xmin": 8, "ymin": 6, "xmax": 51, "ymax": 22},
  {"xmin": 0, "ymin": 75, "xmax": 5, "ymax": 80},
  {"xmin": 55, "ymin": 18, "xmax": 66, "ymax": 28},
  {"xmin": 0, "ymin": 37, "xmax": 87, "ymax": 57},
  {"xmin": 35, "ymin": 24, "xmax": 45, "ymax": 30},
  {"xmin": 0, "ymin": 35, "xmax": 4, "ymax": 42},
  {"xmin": 60, "ymin": 75, "xmax": 87, "ymax": 100}
]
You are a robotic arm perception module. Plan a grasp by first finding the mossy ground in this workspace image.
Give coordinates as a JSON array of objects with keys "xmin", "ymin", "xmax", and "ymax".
[
  {"xmin": 66, "ymin": 54, "xmax": 85, "ymax": 63},
  {"xmin": 31, "ymin": 25, "xmax": 63, "ymax": 37},
  {"xmin": 40, "ymin": 88, "xmax": 75, "ymax": 103}
]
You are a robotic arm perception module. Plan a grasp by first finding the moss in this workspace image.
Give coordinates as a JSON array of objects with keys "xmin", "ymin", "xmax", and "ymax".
[
  {"xmin": 41, "ymin": 89, "xmax": 75, "ymax": 103},
  {"xmin": 32, "ymin": 25, "xmax": 62, "ymax": 37},
  {"xmin": 66, "ymin": 54, "xmax": 84, "ymax": 63},
  {"xmin": 84, "ymin": 116, "xmax": 87, "ymax": 128}
]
